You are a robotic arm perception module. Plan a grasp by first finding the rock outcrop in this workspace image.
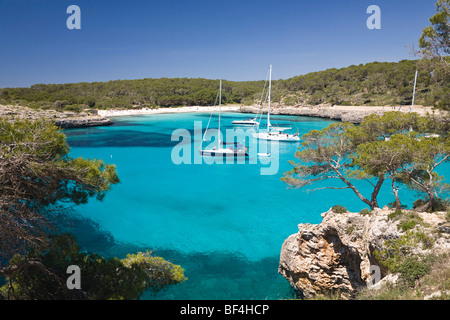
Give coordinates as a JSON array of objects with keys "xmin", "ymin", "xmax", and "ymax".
[
  {"xmin": 278, "ymin": 208, "xmax": 450, "ymax": 299},
  {"xmin": 0, "ymin": 105, "xmax": 113, "ymax": 128}
]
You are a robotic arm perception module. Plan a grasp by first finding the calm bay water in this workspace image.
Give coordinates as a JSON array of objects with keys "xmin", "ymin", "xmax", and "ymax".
[{"xmin": 63, "ymin": 112, "xmax": 449, "ymax": 300}]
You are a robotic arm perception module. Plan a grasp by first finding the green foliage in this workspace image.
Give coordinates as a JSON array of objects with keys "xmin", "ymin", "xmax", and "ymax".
[
  {"xmin": 0, "ymin": 118, "xmax": 119, "ymax": 256},
  {"xmin": 122, "ymin": 252, "xmax": 187, "ymax": 292},
  {"xmin": 277, "ymin": 60, "xmax": 448, "ymax": 108},
  {"xmin": 0, "ymin": 60, "xmax": 447, "ymax": 110},
  {"xmin": 396, "ymin": 255, "xmax": 435, "ymax": 287},
  {"xmin": 417, "ymin": 0, "xmax": 450, "ymax": 110},
  {"xmin": 356, "ymin": 282, "xmax": 423, "ymax": 300},
  {"xmin": 332, "ymin": 205, "xmax": 348, "ymax": 213},
  {"xmin": 357, "ymin": 253, "xmax": 450, "ymax": 300},
  {"xmin": 0, "ymin": 235, "xmax": 186, "ymax": 300},
  {"xmin": 387, "ymin": 209, "xmax": 404, "ymax": 221},
  {"xmin": 345, "ymin": 224, "xmax": 356, "ymax": 234},
  {"xmin": 374, "ymin": 230, "xmax": 434, "ymax": 272},
  {"xmin": 351, "ymin": 112, "xmax": 449, "ymax": 211},
  {"xmin": 283, "ymin": 121, "xmax": 387, "ymax": 210},
  {"xmin": 399, "ymin": 219, "xmax": 419, "ymax": 232},
  {"xmin": 0, "ymin": 78, "xmax": 264, "ymax": 111},
  {"xmin": 413, "ymin": 197, "xmax": 450, "ymax": 212},
  {"xmin": 359, "ymin": 208, "xmax": 372, "ymax": 216},
  {"xmin": 419, "ymin": 0, "xmax": 450, "ymax": 58},
  {"xmin": 387, "ymin": 202, "xmax": 408, "ymax": 210},
  {"xmin": 0, "ymin": 118, "xmax": 186, "ymax": 300},
  {"xmin": 284, "ymin": 111, "xmax": 448, "ymax": 212},
  {"xmin": 387, "ymin": 210, "xmax": 427, "ymax": 232}
]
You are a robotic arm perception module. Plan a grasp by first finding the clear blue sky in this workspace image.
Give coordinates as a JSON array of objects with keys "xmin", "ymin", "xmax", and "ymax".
[{"xmin": 0, "ymin": 0, "xmax": 436, "ymax": 88}]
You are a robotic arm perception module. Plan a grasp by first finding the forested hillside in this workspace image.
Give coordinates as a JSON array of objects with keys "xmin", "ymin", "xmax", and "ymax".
[
  {"xmin": 275, "ymin": 59, "xmax": 448, "ymax": 109},
  {"xmin": 0, "ymin": 59, "xmax": 448, "ymax": 111}
]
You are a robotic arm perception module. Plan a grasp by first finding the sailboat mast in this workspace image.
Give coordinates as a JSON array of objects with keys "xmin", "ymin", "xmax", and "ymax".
[
  {"xmin": 267, "ymin": 64, "xmax": 272, "ymax": 132},
  {"xmin": 410, "ymin": 70, "xmax": 418, "ymax": 113},
  {"xmin": 218, "ymin": 79, "xmax": 222, "ymax": 148}
]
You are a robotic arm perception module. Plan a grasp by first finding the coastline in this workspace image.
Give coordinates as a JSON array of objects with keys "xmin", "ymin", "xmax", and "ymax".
[
  {"xmin": 240, "ymin": 104, "xmax": 448, "ymax": 124},
  {"xmin": 0, "ymin": 104, "xmax": 113, "ymax": 129},
  {"xmin": 3, "ymin": 103, "xmax": 447, "ymax": 128},
  {"xmin": 97, "ymin": 104, "xmax": 448, "ymax": 124},
  {"xmin": 97, "ymin": 105, "xmax": 242, "ymax": 117}
]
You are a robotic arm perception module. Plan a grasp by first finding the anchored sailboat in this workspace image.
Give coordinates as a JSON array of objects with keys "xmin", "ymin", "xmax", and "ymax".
[
  {"xmin": 200, "ymin": 80, "xmax": 249, "ymax": 158},
  {"xmin": 231, "ymin": 117, "xmax": 259, "ymax": 126},
  {"xmin": 252, "ymin": 65, "xmax": 300, "ymax": 142}
]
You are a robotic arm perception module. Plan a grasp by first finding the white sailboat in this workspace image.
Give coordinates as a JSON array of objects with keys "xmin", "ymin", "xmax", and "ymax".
[
  {"xmin": 200, "ymin": 80, "xmax": 249, "ymax": 158},
  {"xmin": 252, "ymin": 65, "xmax": 300, "ymax": 142},
  {"xmin": 231, "ymin": 117, "xmax": 259, "ymax": 126}
]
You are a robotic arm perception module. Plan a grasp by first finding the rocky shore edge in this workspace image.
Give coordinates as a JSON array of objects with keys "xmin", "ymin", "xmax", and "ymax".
[
  {"xmin": 0, "ymin": 105, "xmax": 113, "ymax": 129},
  {"xmin": 240, "ymin": 104, "xmax": 447, "ymax": 123},
  {"xmin": 2, "ymin": 104, "xmax": 447, "ymax": 128},
  {"xmin": 278, "ymin": 207, "xmax": 450, "ymax": 299}
]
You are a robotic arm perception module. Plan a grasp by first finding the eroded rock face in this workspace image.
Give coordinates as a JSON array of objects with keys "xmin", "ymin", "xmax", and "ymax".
[
  {"xmin": 0, "ymin": 105, "xmax": 113, "ymax": 128},
  {"xmin": 278, "ymin": 208, "xmax": 449, "ymax": 299},
  {"xmin": 239, "ymin": 105, "xmax": 447, "ymax": 124}
]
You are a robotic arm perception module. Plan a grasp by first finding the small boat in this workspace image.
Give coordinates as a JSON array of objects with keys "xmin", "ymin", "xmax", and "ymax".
[
  {"xmin": 232, "ymin": 117, "xmax": 259, "ymax": 126},
  {"xmin": 201, "ymin": 146, "xmax": 248, "ymax": 158},
  {"xmin": 253, "ymin": 130, "xmax": 300, "ymax": 142},
  {"xmin": 200, "ymin": 80, "xmax": 249, "ymax": 158},
  {"xmin": 257, "ymin": 152, "xmax": 270, "ymax": 157}
]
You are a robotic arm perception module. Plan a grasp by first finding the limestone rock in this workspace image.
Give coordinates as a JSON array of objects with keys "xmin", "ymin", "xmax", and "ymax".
[
  {"xmin": 240, "ymin": 104, "xmax": 447, "ymax": 124},
  {"xmin": 0, "ymin": 104, "xmax": 113, "ymax": 128},
  {"xmin": 278, "ymin": 209, "xmax": 449, "ymax": 299}
]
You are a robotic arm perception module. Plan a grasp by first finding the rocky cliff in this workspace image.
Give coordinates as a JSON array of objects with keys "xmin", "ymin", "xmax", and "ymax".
[
  {"xmin": 0, "ymin": 105, "xmax": 113, "ymax": 128},
  {"xmin": 278, "ymin": 208, "xmax": 450, "ymax": 299}
]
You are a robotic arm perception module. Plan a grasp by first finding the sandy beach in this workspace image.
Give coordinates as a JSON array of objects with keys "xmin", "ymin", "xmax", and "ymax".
[
  {"xmin": 97, "ymin": 104, "xmax": 448, "ymax": 123},
  {"xmin": 98, "ymin": 105, "xmax": 242, "ymax": 117}
]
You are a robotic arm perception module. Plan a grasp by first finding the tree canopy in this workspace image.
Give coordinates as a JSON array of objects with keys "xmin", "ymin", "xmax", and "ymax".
[
  {"xmin": 0, "ymin": 118, "xmax": 186, "ymax": 299},
  {"xmin": 1, "ymin": 60, "xmax": 448, "ymax": 111},
  {"xmin": 1, "ymin": 234, "xmax": 186, "ymax": 300},
  {"xmin": 419, "ymin": 0, "xmax": 450, "ymax": 62},
  {"xmin": 282, "ymin": 112, "xmax": 449, "ymax": 211}
]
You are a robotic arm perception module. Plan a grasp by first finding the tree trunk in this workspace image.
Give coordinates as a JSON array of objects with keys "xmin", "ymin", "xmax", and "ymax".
[
  {"xmin": 335, "ymin": 169, "xmax": 380, "ymax": 210},
  {"xmin": 370, "ymin": 176, "xmax": 385, "ymax": 210},
  {"xmin": 415, "ymin": 190, "xmax": 435, "ymax": 212},
  {"xmin": 390, "ymin": 175, "xmax": 401, "ymax": 210}
]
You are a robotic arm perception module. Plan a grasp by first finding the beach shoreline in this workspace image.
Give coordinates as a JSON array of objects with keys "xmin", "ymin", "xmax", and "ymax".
[
  {"xmin": 97, "ymin": 105, "xmax": 242, "ymax": 117},
  {"xmin": 240, "ymin": 104, "xmax": 447, "ymax": 123},
  {"xmin": 98, "ymin": 104, "xmax": 448, "ymax": 123}
]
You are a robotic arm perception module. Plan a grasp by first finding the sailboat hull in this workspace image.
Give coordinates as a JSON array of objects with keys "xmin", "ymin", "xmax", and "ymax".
[
  {"xmin": 200, "ymin": 149, "xmax": 249, "ymax": 157},
  {"xmin": 232, "ymin": 118, "xmax": 258, "ymax": 126},
  {"xmin": 252, "ymin": 132, "xmax": 300, "ymax": 142}
]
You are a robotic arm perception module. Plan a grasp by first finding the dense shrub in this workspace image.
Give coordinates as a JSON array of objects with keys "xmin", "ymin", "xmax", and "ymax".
[
  {"xmin": 413, "ymin": 198, "xmax": 449, "ymax": 212},
  {"xmin": 331, "ymin": 205, "xmax": 348, "ymax": 213},
  {"xmin": 396, "ymin": 255, "xmax": 434, "ymax": 287},
  {"xmin": 359, "ymin": 208, "xmax": 372, "ymax": 216}
]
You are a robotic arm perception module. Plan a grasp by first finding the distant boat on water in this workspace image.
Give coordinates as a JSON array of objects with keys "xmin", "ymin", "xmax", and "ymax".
[
  {"xmin": 200, "ymin": 80, "xmax": 249, "ymax": 158},
  {"xmin": 252, "ymin": 64, "xmax": 300, "ymax": 142},
  {"xmin": 232, "ymin": 117, "xmax": 259, "ymax": 126}
]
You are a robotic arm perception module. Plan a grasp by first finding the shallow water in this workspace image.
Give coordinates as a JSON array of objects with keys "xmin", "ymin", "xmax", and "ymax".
[{"xmin": 63, "ymin": 112, "xmax": 449, "ymax": 300}]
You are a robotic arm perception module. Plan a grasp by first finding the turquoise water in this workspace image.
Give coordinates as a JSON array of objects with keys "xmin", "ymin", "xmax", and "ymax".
[{"xmin": 63, "ymin": 112, "xmax": 449, "ymax": 300}]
